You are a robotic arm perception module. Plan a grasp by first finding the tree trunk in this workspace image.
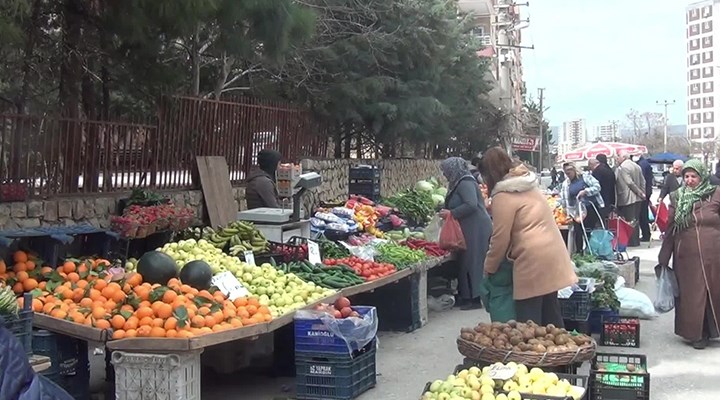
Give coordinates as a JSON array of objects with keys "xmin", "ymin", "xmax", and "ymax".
[
  {"xmin": 213, "ymin": 52, "xmax": 232, "ymax": 100},
  {"xmin": 59, "ymin": 0, "xmax": 83, "ymax": 193},
  {"xmin": 343, "ymin": 126, "xmax": 352, "ymax": 158},
  {"xmin": 333, "ymin": 125, "xmax": 342, "ymax": 158},
  {"xmin": 190, "ymin": 25, "xmax": 201, "ymax": 97}
]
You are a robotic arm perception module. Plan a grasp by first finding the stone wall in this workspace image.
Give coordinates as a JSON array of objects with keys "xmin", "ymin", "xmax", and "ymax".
[
  {"xmin": 300, "ymin": 158, "xmax": 445, "ymax": 210},
  {"xmin": 0, "ymin": 158, "xmax": 444, "ymax": 230}
]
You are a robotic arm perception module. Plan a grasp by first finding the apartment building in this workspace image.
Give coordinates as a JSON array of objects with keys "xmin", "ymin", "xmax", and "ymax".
[
  {"xmin": 594, "ymin": 122, "xmax": 619, "ymax": 142},
  {"xmin": 686, "ymin": 0, "xmax": 719, "ymax": 145},
  {"xmin": 557, "ymin": 119, "xmax": 587, "ymax": 155},
  {"xmin": 458, "ymin": 0, "xmax": 527, "ymax": 138}
]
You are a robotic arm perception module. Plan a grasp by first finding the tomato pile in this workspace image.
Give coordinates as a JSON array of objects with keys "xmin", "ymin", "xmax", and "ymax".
[{"xmin": 323, "ymin": 257, "xmax": 397, "ymax": 281}]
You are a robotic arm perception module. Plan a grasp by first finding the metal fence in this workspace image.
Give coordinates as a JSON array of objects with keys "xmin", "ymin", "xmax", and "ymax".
[{"xmin": 0, "ymin": 96, "xmax": 329, "ymax": 197}]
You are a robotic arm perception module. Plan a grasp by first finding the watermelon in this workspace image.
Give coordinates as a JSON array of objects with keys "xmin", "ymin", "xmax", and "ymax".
[
  {"xmin": 137, "ymin": 251, "xmax": 177, "ymax": 285},
  {"xmin": 179, "ymin": 260, "xmax": 213, "ymax": 290}
]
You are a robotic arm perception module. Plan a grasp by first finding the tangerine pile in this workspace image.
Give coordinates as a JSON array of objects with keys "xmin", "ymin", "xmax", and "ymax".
[{"xmin": 1, "ymin": 251, "xmax": 272, "ymax": 339}]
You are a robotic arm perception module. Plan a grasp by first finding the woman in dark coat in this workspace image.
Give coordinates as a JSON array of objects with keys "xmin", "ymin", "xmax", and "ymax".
[
  {"xmin": 440, "ymin": 157, "xmax": 493, "ymax": 310},
  {"xmin": 659, "ymin": 159, "xmax": 720, "ymax": 349}
]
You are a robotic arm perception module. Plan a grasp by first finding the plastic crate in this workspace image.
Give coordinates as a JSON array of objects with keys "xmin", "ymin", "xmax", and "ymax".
[
  {"xmin": 0, "ymin": 292, "xmax": 33, "ymax": 356},
  {"xmin": 351, "ymin": 273, "xmax": 421, "ymax": 332},
  {"xmin": 459, "ymin": 358, "xmax": 582, "ymax": 375},
  {"xmin": 590, "ymin": 352, "xmax": 650, "ymax": 400},
  {"xmin": 600, "ymin": 316, "xmax": 640, "ymax": 348},
  {"xmin": 111, "ymin": 349, "xmax": 202, "ymax": 400},
  {"xmin": 559, "ymin": 290, "xmax": 591, "ymax": 321},
  {"xmin": 32, "ymin": 329, "xmax": 89, "ymax": 376},
  {"xmin": 294, "ymin": 306, "xmax": 377, "ymax": 354},
  {"xmin": 42, "ymin": 367, "xmax": 91, "ymax": 400},
  {"xmin": 448, "ymin": 366, "xmax": 588, "ymax": 400},
  {"xmin": 269, "ymin": 236, "xmax": 309, "ymax": 262},
  {"xmin": 589, "ymin": 308, "xmax": 619, "ymax": 334},
  {"xmin": 563, "ymin": 318, "xmax": 591, "ymax": 336},
  {"xmin": 295, "ymin": 340, "xmax": 377, "ymax": 400},
  {"xmin": 349, "ymin": 167, "xmax": 380, "ymax": 180}
]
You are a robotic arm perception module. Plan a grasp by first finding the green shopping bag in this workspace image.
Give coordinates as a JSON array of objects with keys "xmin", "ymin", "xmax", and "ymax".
[{"xmin": 479, "ymin": 259, "xmax": 515, "ymax": 323}]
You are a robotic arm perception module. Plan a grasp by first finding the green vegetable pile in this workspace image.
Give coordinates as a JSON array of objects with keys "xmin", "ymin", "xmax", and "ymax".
[
  {"xmin": 317, "ymin": 238, "xmax": 350, "ymax": 259},
  {"xmin": 374, "ymin": 242, "xmax": 426, "ymax": 270},
  {"xmin": 383, "ymin": 190, "xmax": 435, "ymax": 225},
  {"xmin": 277, "ymin": 260, "xmax": 364, "ymax": 289},
  {"xmin": 577, "ymin": 264, "xmax": 621, "ymax": 312},
  {"xmin": 0, "ymin": 285, "xmax": 19, "ymax": 317}
]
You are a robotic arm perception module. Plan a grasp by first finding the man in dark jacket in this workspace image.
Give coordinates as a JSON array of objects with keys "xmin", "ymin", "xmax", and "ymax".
[
  {"xmin": 658, "ymin": 160, "xmax": 684, "ymax": 206},
  {"xmin": 590, "ymin": 155, "xmax": 616, "ymax": 218},
  {"xmin": 0, "ymin": 325, "xmax": 73, "ymax": 400},
  {"xmin": 636, "ymin": 155, "xmax": 654, "ymax": 241},
  {"xmin": 245, "ymin": 149, "xmax": 282, "ymax": 209}
]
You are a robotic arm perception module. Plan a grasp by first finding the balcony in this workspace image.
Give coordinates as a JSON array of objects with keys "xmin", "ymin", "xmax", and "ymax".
[{"xmin": 458, "ymin": 0, "xmax": 495, "ymax": 16}]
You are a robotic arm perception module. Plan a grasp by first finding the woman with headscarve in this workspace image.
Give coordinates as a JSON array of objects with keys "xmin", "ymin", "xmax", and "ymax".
[
  {"xmin": 659, "ymin": 159, "xmax": 720, "ymax": 349},
  {"xmin": 439, "ymin": 157, "xmax": 493, "ymax": 310}
]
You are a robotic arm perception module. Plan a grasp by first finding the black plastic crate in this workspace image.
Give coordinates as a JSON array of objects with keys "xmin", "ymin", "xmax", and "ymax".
[
  {"xmin": 563, "ymin": 318, "xmax": 591, "ymax": 336},
  {"xmin": 349, "ymin": 183, "xmax": 381, "ymax": 198},
  {"xmin": 559, "ymin": 290, "xmax": 592, "ymax": 321},
  {"xmin": 269, "ymin": 236, "xmax": 309, "ymax": 262},
  {"xmin": 42, "ymin": 367, "xmax": 91, "ymax": 400},
  {"xmin": 590, "ymin": 352, "xmax": 650, "ymax": 400},
  {"xmin": 295, "ymin": 340, "xmax": 377, "ymax": 400},
  {"xmin": 349, "ymin": 167, "xmax": 381, "ymax": 180},
  {"xmin": 350, "ymin": 273, "xmax": 421, "ymax": 332},
  {"xmin": 32, "ymin": 329, "xmax": 89, "ymax": 377},
  {"xmin": 600, "ymin": 316, "xmax": 640, "ymax": 348},
  {"xmin": 0, "ymin": 293, "xmax": 33, "ymax": 356}
]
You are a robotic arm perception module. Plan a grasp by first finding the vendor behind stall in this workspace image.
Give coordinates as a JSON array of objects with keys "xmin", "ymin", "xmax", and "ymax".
[{"xmin": 246, "ymin": 149, "xmax": 282, "ymax": 209}]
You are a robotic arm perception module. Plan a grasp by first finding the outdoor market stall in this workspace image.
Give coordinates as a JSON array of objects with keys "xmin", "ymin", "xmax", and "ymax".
[{"xmin": 0, "ymin": 172, "xmax": 459, "ymax": 400}]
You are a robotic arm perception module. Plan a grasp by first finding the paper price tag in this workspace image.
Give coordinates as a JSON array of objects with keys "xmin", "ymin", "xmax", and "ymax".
[
  {"xmin": 211, "ymin": 271, "xmax": 250, "ymax": 301},
  {"xmin": 487, "ymin": 364, "xmax": 516, "ymax": 380},
  {"xmin": 307, "ymin": 240, "xmax": 321, "ymax": 264},
  {"xmin": 244, "ymin": 250, "xmax": 256, "ymax": 266}
]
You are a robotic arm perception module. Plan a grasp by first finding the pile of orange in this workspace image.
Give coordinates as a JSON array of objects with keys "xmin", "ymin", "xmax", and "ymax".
[{"xmin": 1, "ymin": 250, "xmax": 272, "ymax": 339}]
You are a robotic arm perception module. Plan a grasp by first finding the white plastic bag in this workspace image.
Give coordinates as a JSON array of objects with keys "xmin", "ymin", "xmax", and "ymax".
[
  {"xmin": 424, "ymin": 214, "xmax": 443, "ymax": 243},
  {"xmin": 428, "ymin": 294, "xmax": 455, "ymax": 312},
  {"xmin": 654, "ymin": 265, "xmax": 679, "ymax": 313},
  {"xmin": 616, "ymin": 287, "xmax": 658, "ymax": 319}
]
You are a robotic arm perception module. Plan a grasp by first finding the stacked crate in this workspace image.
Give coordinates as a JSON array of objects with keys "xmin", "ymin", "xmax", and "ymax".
[
  {"xmin": 33, "ymin": 330, "xmax": 91, "ymax": 400},
  {"xmin": 349, "ymin": 166, "xmax": 381, "ymax": 202},
  {"xmin": 559, "ymin": 278, "xmax": 592, "ymax": 335},
  {"xmin": 277, "ymin": 163, "xmax": 302, "ymax": 199},
  {"xmin": 293, "ymin": 306, "xmax": 378, "ymax": 400}
]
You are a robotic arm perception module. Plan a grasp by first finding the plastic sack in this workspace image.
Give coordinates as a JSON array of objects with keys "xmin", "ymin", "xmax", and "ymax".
[
  {"xmin": 656, "ymin": 202, "xmax": 669, "ymax": 233},
  {"xmin": 439, "ymin": 214, "xmax": 466, "ymax": 251},
  {"xmin": 428, "ymin": 294, "xmax": 455, "ymax": 312},
  {"xmin": 648, "ymin": 205, "xmax": 656, "ymax": 223},
  {"xmin": 616, "ymin": 286, "xmax": 658, "ymax": 319},
  {"xmin": 294, "ymin": 307, "xmax": 378, "ymax": 354},
  {"xmin": 424, "ymin": 214, "xmax": 443, "ymax": 243},
  {"xmin": 654, "ymin": 264, "xmax": 679, "ymax": 313},
  {"xmin": 588, "ymin": 229, "xmax": 615, "ymax": 259}
]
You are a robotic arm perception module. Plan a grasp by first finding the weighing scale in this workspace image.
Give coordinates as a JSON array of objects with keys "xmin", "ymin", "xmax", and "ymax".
[{"xmin": 237, "ymin": 172, "xmax": 322, "ymax": 242}]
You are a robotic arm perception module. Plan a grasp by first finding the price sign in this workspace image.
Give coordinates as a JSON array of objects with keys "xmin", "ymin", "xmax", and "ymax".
[
  {"xmin": 307, "ymin": 240, "xmax": 321, "ymax": 264},
  {"xmin": 487, "ymin": 364, "xmax": 517, "ymax": 380},
  {"xmin": 243, "ymin": 250, "xmax": 256, "ymax": 266},
  {"xmin": 211, "ymin": 271, "xmax": 250, "ymax": 301}
]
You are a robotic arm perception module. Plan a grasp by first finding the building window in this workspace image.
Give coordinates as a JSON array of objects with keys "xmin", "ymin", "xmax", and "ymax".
[
  {"xmin": 691, "ymin": 68, "xmax": 702, "ymax": 80},
  {"xmin": 691, "ymin": 98, "xmax": 701, "ymax": 109},
  {"xmin": 704, "ymin": 96, "xmax": 714, "ymax": 108},
  {"xmin": 690, "ymin": 54, "xmax": 701, "ymax": 65},
  {"xmin": 703, "ymin": 21, "xmax": 713, "ymax": 33},
  {"xmin": 704, "ymin": 81, "xmax": 714, "ymax": 92},
  {"xmin": 690, "ymin": 128, "xmax": 702, "ymax": 139},
  {"xmin": 690, "ymin": 8, "xmax": 700, "ymax": 21},
  {"xmin": 690, "ymin": 38, "xmax": 701, "ymax": 50},
  {"xmin": 704, "ymin": 66, "xmax": 715, "ymax": 78},
  {"xmin": 703, "ymin": 51, "xmax": 714, "ymax": 63},
  {"xmin": 691, "ymin": 113, "xmax": 702, "ymax": 124},
  {"xmin": 691, "ymin": 83, "xmax": 702, "ymax": 94},
  {"xmin": 703, "ymin": 36, "xmax": 714, "ymax": 48},
  {"xmin": 690, "ymin": 24, "xmax": 701, "ymax": 36},
  {"xmin": 704, "ymin": 127, "xmax": 715, "ymax": 139},
  {"xmin": 704, "ymin": 111, "xmax": 715, "ymax": 123},
  {"xmin": 704, "ymin": 5, "xmax": 713, "ymax": 18}
]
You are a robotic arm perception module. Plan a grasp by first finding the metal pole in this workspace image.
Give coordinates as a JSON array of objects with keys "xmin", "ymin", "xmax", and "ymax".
[
  {"xmin": 656, "ymin": 100, "xmax": 675, "ymax": 153},
  {"xmin": 538, "ymin": 88, "xmax": 545, "ymax": 171}
]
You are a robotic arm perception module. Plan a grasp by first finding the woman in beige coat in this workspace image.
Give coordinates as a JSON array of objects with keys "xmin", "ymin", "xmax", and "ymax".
[{"xmin": 481, "ymin": 148, "xmax": 578, "ymax": 326}]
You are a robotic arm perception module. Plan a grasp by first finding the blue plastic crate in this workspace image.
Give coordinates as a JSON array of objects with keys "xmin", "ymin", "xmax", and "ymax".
[
  {"xmin": 295, "ymin": 340, "xmax": 377, "ymax": 400},
  {"xmin": 294, "ymin": 306, "xmax": 377, "ymax": 354},
  {"xmin": 33, "ymin": 329, "xmax": 89, "ymax": 376},
  {"xmin": 0, "ymin": 293, "xmax": 33, "ymax": 356}
]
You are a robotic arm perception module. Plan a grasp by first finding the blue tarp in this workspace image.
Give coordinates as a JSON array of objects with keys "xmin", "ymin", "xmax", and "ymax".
[{"xmin": 648, "ymin": 152, "xmax": 689, "ymax": 164}]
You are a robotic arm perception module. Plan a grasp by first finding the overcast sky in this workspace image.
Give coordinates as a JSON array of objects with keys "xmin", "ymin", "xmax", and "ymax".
[{"xmin": 522, "ymin": 0, "xmax": 687, "ymax": 128}]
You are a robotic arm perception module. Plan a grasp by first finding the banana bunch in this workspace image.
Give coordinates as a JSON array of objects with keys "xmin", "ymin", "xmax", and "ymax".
[
  {"xmin": 204, "ymin": 221, "xmax": 270, "ymax": 254},
  {"xmin": 0, "ymin": 285, "xmax": 19, "ymax": 317}
]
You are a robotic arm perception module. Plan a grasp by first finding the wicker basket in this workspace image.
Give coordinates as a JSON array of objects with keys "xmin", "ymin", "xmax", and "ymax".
[{"xmin": 456, "ymin": 336, "xmax": 597, "ymax": 367}]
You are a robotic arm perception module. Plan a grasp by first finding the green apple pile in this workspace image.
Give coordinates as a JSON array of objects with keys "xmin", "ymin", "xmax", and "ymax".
[
  {"xmin": 159, "ymin": 239, "xmax": 247, "ymax": 274},
  {"xmin": 235, "ymin": 263, "xmax": 336, "ymax": 317},
  {"xmin": 421, "ymin": 362, "xmax": 584, "ymax": 400}
]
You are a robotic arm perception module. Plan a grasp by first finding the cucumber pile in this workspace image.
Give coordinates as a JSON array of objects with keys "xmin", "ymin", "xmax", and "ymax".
[{"xmin": 277, "ymin": 260, "xmax": 365, "ymax": 289}]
